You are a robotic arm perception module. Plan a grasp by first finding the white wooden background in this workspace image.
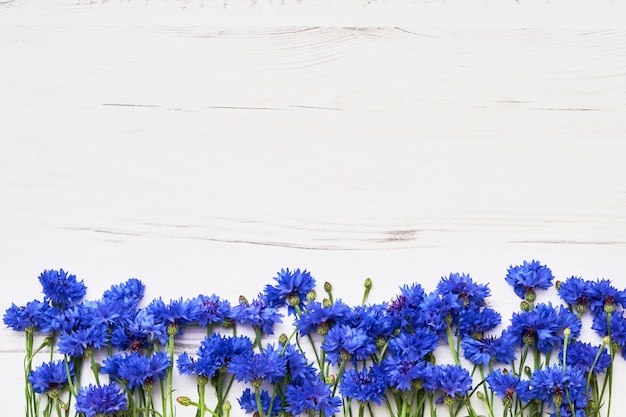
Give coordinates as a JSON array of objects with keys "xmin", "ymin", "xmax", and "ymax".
[{"xmin": 1, "ymin": 0, "xmax": 626, "ymax": 415}]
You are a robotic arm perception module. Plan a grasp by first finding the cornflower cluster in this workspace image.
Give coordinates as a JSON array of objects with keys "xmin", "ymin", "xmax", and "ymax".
[{"xmin": 4, "ymin": 262, "xmax": 626, "ymax": 417}]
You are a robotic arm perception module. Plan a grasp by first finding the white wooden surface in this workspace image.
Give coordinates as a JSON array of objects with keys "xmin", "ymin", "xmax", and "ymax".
[{"xmin": 1, "ymin": 0, "xmax": 626, "ymax": 415}]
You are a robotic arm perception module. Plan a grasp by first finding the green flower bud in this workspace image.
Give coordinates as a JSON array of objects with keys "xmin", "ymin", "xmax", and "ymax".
[
  {"xmin": 576, "ymin": 303, "xmax": 587, "ymax": 315},
  {"xmin": 177, "ymin": 396, "xmax": 193, "ymax": 407},
  {"xmin": 306, "ymin": 289, "xmax": 316, "ymax": 302},
  {"xmin": 322, "ymin": 298, "xmax": 332, "ymax": 307},
  {"xmin": 317, "ymin": 322, "xmax": 329, "ymax": 336},
  {"xmin": 239, "ymin": 295, "xmax": 249, "ymax": 305},
  {"xmin": 563, "ymin": 327, "xmax": 571, "ymax": 338},
  {"xmin": 524, "ymin": 366, "xmax": 532, "ymax": 378},
  {"xmin": 167, "ymin": 323, "xmax": 179, "ymax": 336},
  {"xmin": 555, "ymin": 280, "xmax": 562, "ymax": 290},
  {"xmin": 364, "ymin": 278, "xmax": 373, "ymax": 290},
  {"xmin": 376, "ymin": 336, "xmax": 387, "ymax": 350},
  {"xmin": 288, "ymin": 294, "xmax": 301, "ymax": 307},
  {"xmin": 326, "ymin": 374, "xmax": 336, "ymax": 385},
  {"xmin": 524, "ymin": 288, "xmax": 536, "ymax": 303},
  {"xmin": 324, "ymin": 282, "xmax": 333, "ymax": 293},
  {"xmin": 340, "ymin": 350, "xmax": 352, "ymax": 362},
  {"xmin": 279, "ymin": 333, "xmax": 289, "ymax": 346},
  {"xmin": 224, "ymin": 401, "xmax": 232, "ymax": 412},
  {"xmin": 520, "ymin": 300, "xmax": 531, "ymax": 312}
]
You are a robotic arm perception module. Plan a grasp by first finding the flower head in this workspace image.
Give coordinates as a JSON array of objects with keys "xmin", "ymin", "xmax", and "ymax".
[
  {"xmin": 228, "ymin": 343, "xmax": 287, "ymax": 385},
  {"xmin": 339, "ymin": 364, "xmax": 387, "ymax": 405},
  {"xmin": 264, "ymin": 268, "xmax": 316, "ymax": 315},
  {"xmin": 529, "ymin": 365, "xmax": 586, "ymax": 411},
  {"xmin": 588, "ymin": 279, "xmax": 626, "ymax": 315},
  {"xmin": 177, "ymin": 334, "xmax": 252, "ymax": 379},
  {"xmin": 485, "ymin": 369, "xmax": 532, "ymax": 405},
  {"xmin": 322, "ymin": 324, "xmax": 376, "ymax": 365},
  {"xmin": 437, "ymin": 273, "xmax": 491, "ymax": 308},
  {"xmin": 103, "ymin": 352, "xmax": 170, "ymax": 389},
  {"xmin": 28, "ymin": 360, "xmax": 75, "ymax": 395},
  {"xmin": 38, "ymin": 269, "xmax": 87, "ymax": 308},
  {"xmin": 189, "ymin": 294, "xmax": 231, "ymax": 327},
  {"xmin": 461, "ymin": 330, "xmax": 517, "ymax": 366},
  {"xmin": 285, "ymin": 379, "xmax": 342, "ymax": 416},
  {"xmin": 558, "ymin": 276, "xmax": 593, "ymax": 314},
  {"xmin": 295, "ymin": 299, "xmax": 351, "ymax": 336},
  {"xmin": 75, "ymin": 383, "xmax": 127, "ymax": 417},
  {"xmin": 505, "ymin": 260, "xmax": 554, "ymax": 299},
  {"xmin": 560, "ymin": 341, "xmax": 611, "ymax": 376},
  {"xmin": 238, "ymin": 388, "xmax": 282, "ymax": 416},
  {"xmin": 423, "ymin": 364, "xmax": 473, "ymax": 404},
  {"xmin": 229, "ymin": 294, "xmax": 283, "ymax": 335},
  {"xmin": 3, "ymin": 300, "xmax": 47, "ymax": 331}
]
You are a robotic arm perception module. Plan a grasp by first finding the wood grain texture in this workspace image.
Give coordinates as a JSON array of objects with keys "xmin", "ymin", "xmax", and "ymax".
[{"xmin": 1, "ymin": 1, "xmax": 626, "ymax": 415}]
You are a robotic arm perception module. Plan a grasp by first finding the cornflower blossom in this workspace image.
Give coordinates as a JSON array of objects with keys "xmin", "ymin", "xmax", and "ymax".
[
  {"xmin": 38, "ymin": 269, "xmax": 87, "ymax": 308},
  {"xmin": 485, "ymin": 369, "xmax": 532, "ymax": 406},
  {"xmin": 28, "ymin": 360, "xmax": 75, "ymax": 394},
  {"xmin": 238, "ymin": 388, "xmax": 282, "ymax": 417},
  {"xmin": 423, "ymin": 364, "xmax": 473, "ymax": 405},
  {"xmin": 57, "ymin": 325, "xmax": 109, "ymax": 357},
  {"xmin": 558, "ymin": 276, "xmax": 593, "ymax": 315},
  {"xmin": 282, "ymin": 344, "xmax": 318, "ymax": 385},
  {"xmin": 457, "ymin": 306, "xmax": 501, "ymax": 337},
  {"xmin": 229, "ymin": 294, "xmax": 283, "ymax": 335},
  {"xmin": 382, "ymin": 355, "xmax": 430, "ymax": 391},
  {"xmin": 461, "ymin": 330, "xmax": 517, "ymax": 366},
  {"xmin": 228, "ymin": 343, "xmax": 287, "ymax": 385},
  {"xmin": 322, "ymin": 324, "xmax": 376, "ymax": 365},
  {"xmin": 294, "ymin": 299, "xmax": 351, "ymax": 336},
  {"xmin": 177, "ymin": 334, "xmax": 253, "ymax": 379},
  {"xmin": 3, "ymin": 300, "xmax": 47, "ymax": 331},
  {"xmin": 588, "ymin": 279, "xmax": 626, "ymax": 315},
  {"xmin": 509, "ymin": 303, "xmax": 580, "ymax": 353},
  {"xmin": 385, "ymin": 283, "xmax": 426, "ymax": 331},
  {"xmin": 189, "ymin": 294, "xmax": 232, "ymax": 327},
  {"xmin": 285, "ymin": 379, "xmax": 342, "ymax": 416},
  {"xmin": 339, "ymin": 364, "xmax": 387, "ymax": 405},
  {"xmin": 75, "ymin": 383, "xmax": 127, "ymax": 417},
  {"xmin": 591, "ymin": 311, "xmax": 626, "ymax": 353},
  {"xmin": 386, "ymin": 329, "xmax": 438, "ymax": 361},
  {"xmin": 437, "ymin": 273, "xmax": 491, "ymax": 308},
  {"xmin": 109, "ymin": 317, "xmax": 151, "ymax": 352},
  {"xmin": 559, "ymin": 341, "xmax": 612, "ymax": 376},
  {"xmin": 529, "ymin": 365, "xmax": 587, "ymax": 412},
  {"xmin": 348, "ymin": 303, "xmax": 397, "ymax": 342},
  {"xmin": 264, "ymin": 268, "xmax": 316, "ymax": 315},
  {"xmin": 39, "ymin": 303, "xmax": 94, "ymax": 334},
  {"xmin": 102, "ymin": 278, "xmax": 145, "ymax": 310},
  {"xmin": 505, "ymin": 260, "xmax": 554, "ymax": 299},
  {"xmin": 103, "ymin": 351, "xmax": 170, "ymax": 389},
  {"xmin": 418, "ymin": 291, "xmax": 462, "ymax": 333},
  {"xmin": 147, "ymin": 296, "xmax": 199, "ymax": 330}
]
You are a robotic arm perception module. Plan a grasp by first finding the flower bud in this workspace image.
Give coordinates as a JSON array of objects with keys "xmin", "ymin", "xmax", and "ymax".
[
  {"xmin": 306, "ymin": 289, "xmax": 316, "ymax": 302},
  {"xmin": 224, "ymin": 401, "xmax": 232, "ymax": 411},
  {"xmin": 477, "ymin": 391, "xmax": 485, "ymax": 401},
  {"xmin": 279, "ymin": 333, "xmax": 289, "ymax": 346},
  {"xmin": 376, "ymin": 336, "xmax": 387, "ymax": 350},
  {"xmin": 317, "ymin": 322, "xmax": 329, "ymax": 336},
  {"xmin": 177, "ymin": 396, "xmax": 193, "ymax": 406},
  {"xmin": 524, "ymin": 366, "xmax": 532, "ymax": 378},
  {"xmin": 288, "ymin": 294, "xmax": 301, "ymax": 307},
  {"xmin": 555, "ymin": 280, "xmax": 562, "ymax": 290},
  {"xmin": 364, "ymin": 278, "xmax": 373, "ymax": 290},
  {"xmin": 602, "ymin": 335, "xmax": 611, "ymax": 346},
  {"xmin": 520, "ymin": 300, "xmax": 530, "ymax": 312},
  {"xmin": 576, "ymin": 303, "xmax": 587, "ymax": 315},
  {"xmin": 524, "ymin": 288, "xmax": 536, "ymax": 303},
  {"xmin": 324, "ymin": 282, "xmax": 333, "ymax": 293},
  {"xmin": 563, "ymin": 327, "xmax": 571, "ymax": 338},
  {"xmin": 167, "ymin": 323, "xmax": 179, "ymax": 336},
  {"xmin": 340, "ymin": 350, "xmax": 352, "ymax": 362},
  {"xmin": 239, "ymin": 295, "xmax": 249, "ymax": 305},
  {"xmin": 326, "ymin": 374, "xmax": 336, "ymax": 385},
  {"xmin": 322, "ymin": 298, "xmax": 332, "ymax": 307}
]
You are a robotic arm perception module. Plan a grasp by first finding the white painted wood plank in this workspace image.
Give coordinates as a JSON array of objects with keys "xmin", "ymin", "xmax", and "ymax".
[{"xmin": 1, "ymin": 1, "xmax": 626, "ymax": 416}]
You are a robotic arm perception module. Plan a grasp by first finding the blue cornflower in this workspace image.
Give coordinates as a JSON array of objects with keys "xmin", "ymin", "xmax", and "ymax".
[
  {"xmin": 322, "ymin": 324, "xmax": 376, "ymax": 365},
  {"xmin": 228, "ymin": 343, "xmax": 287, "ymax": 385},
  {"xmin": 109, "ymin": 317, "xmax": 151, "ymax": 352},
  {"xmin": 294, "ymin": 299, "xmax": 351, "ymax": 336},
  {"xmin": 28, "ymin": 360, "xmax": 75, "ymax": 394},
  {"xmin": 189, "ymin": 294, "xmax": 231, "ymax": 327},
  {"xmin": 285, "ymin": 379, "xmax": 342, "ymax": 416},
  {"xmin": 387, "ymin": 328, "xmax": 439, "ymax": 361},
  {"xmin": 147, "ymin": 296, "xmax": 198, "ymax": 328},
  {"xmin": 102, "ymin": 278, "xmax": 145, "ymax": 311},
  {"xmin": 238, "ymin": 388, "xmax": 282, "ymax": 417},
  {"xmin": 39, "ymin": 303, "xmax": 94, "ymax": 334},
  {"xmin": 75, "ymin": 383, "xmax": 127, "ymax": 417},
  {"xmin": 88, "ymin": 299, "xmax": 124, "ymax": 329},
  {"xmin": 509, "ymin": 303, "xmax": 580, "ymax": 353},
  {"xmin": 505, "ymin": 260, "xmax": 554, "ymax": 299},
  {"xmin": 349, "ymin": 303, "xmax": 397, "ymax": 341},
  {"xmin": 133, "ymin": 307, "xmax": 168, "ymax": 345},
  {"xmin": 560, "ymin": 341, "xmax": 611, "ymax": 376},
  {"xmin": 177, "ymin": 333, "xmax": 253, "ymax": 379},
  {"xmin": 417, "ymin": 291, "xmax": 462, "ymax": 333},
  {"xmin": 38, "ymin": 269, "xmax": 87, "ymax": 308},
  {"xmin": 339, "ymin": 364, "xmax": 387, "ymax": 405},
  {"xmin": 386, "ymin": 283, "xmax": 426, "ymax": 330},
  {"xmin": 461, "ymin": 330, "xmax": 517, "ymax": 366},
  {"xmin": 57, "ymin": 325, "xmax": 109, "ymax": 357},
  {"xmin": 529, "ymin": 365, "xmax": 587, "ymax": 411},
  {"xmin": 457, "ymin": 306, "xmax": 501, "ymax": 337},
  {"xmin": 588, "ymin": 278, "xmax": 626, "ymax": 315},
  {"xmin": 282, "ymin": 344, "xmax": 318, "ymax": 385},
  {"xmin": 104, "ymin": 351, "xmax": 170, "ymax": 389},
  {"xmin": 229, "ymin": 294, "xmax": 283, "ymax": 335},
  {"xmin": 3, "ymin": 300, "xmax": 46, "ymax": 331},
  {"xmin": 592, "ymin": 311, "xmax": 626, "ymax": 348},
  {"xmin": 382, "ymin": 356, "xmax": 430, "ymax": 391},
  {"xmin": 558, "ymin": 276, "xmax": 593, "ymax": 315},
  {"xmin": 264, "ymin": 268, "xmax": 316, "ymax": 315},
  {"xmin": 423, "ymin": 364, "xmax": 473, "ymax": 405},
  {"xmin": 485, "ymin": 369, "xmax": 532, "ymax": 405},
  {"xmin": 437, "ymin": 273, "xmax": 491, "ymax": 308}
]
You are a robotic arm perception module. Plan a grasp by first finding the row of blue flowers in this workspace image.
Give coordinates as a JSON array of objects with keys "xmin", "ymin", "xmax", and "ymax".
[{"xmin": 4, "ymin": 261, "xmax": 626, "ymax": 417}]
